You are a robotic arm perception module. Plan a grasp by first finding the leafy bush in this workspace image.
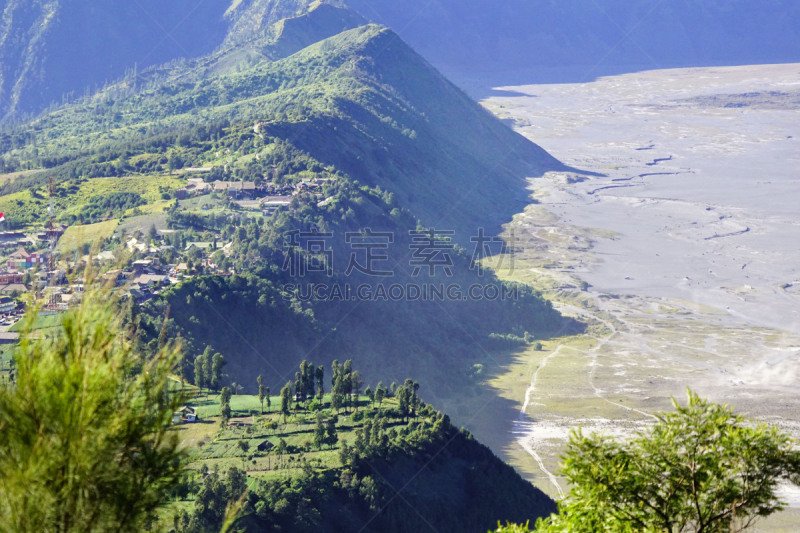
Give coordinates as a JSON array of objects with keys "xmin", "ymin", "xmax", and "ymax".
[{"xmin": 73, "ymin": 191, "xmax": 146, "ymax": 223}]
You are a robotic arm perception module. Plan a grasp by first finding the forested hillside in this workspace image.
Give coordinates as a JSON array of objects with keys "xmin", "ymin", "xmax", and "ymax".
[
  {"xmin": 0, "ymin": 18, "xmax": 578, "ymax": 394},
  {"xmin": 0, "ymin": 23, "xmax": 563, "ymax": 234},
  {"xmin": 0, "ymin": 10, "xmax": 576, "ymax": 526}
]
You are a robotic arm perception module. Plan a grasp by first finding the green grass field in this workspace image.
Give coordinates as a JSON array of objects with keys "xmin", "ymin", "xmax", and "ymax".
[
  {"xmin": 0, "ymin": 169, "xmax": 43, "ymax": 186},
  {"xmin": 0, "ymin": 175, "xmax": 184, "ymax": 228},
  {"xmin": 56, "ymin": 219, "xmax": 119, "ymax": 254},
  {"xmin": 0, "ymin": 344, "xmax": 13, "ymax": 361},
  {"xmin": 8, "ymin": 313, "xmax": 61, "ymax": 332}
]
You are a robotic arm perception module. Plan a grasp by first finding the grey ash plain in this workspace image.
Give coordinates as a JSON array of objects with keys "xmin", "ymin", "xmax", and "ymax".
[{"xmin": 481, "ymin": 63, "xmax": 800, "ymax": 530}]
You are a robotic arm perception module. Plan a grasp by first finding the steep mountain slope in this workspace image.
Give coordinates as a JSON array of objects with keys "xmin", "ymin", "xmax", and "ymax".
[
  {"xmin": 0, "ymin": 22, "xmax": 578, "ymax": 393},
  {"xmin": 0, "ymin": 6, "xmax": 570, "ymax": 526},
  {"xmin": 347, "ymin": 0, "xmax": 800, "ymax": 86},
  {"xmin": 223, "ymin": 0, "xmax": 346, "ymax": 46},
  {"xmin": 269, "ymin": 2, "xmax": 365, "ymax": 57},
  {"xmin": 236, "ymin": 407, "xmax": 558, "ymax": 532},
  {"xmin": 1, "ymin": 23, "xmax": 564, "ymax": 234}
]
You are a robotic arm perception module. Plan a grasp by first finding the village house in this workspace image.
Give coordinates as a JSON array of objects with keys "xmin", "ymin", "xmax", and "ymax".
[
  {"xmin": 213, "ymin": 180, "xmax": 258, "ymax": 199},
  {"xmin": 172, "ymin": 262, "xmax": 190, "ymax": 276},
  {"xmin": 59, "ymin": 292, "xmax": 82, "ymax": 307},
  {"xmin": 132, "ymin": 273, "xmax": 169, "ymax": 289},
  {"xmin": 94, "ymin": 250, "xmax": 116, "ymax": 262},
  {"xmin": 125, "ymin": 237, "xmax": 158, "ymax": 255},
  {"xmin": 175, "ymin": 177, "xmax": 213, "ymax": 199},
  {"xmin": 7, "ymin": 246, "xmax": 47, "ymax": 270},
  {"xmin": 0, "ymin": 296, "xmax": 16, "ymax": 313},
  {"xmin": 0, "ymin": 231, "xmax": 25, "ymax": 243},
  {"xmin": 0, "ymin": 272, "xmax": 23, "ymax": 285},
  {"xmin": 131, "ymin": 259, "xmax": 161, "ymax": 275},
  {"xmin": 127, "ymin": 284, "xmax": 145, "ymax": 302},
  {"xmin": 101, "ymin": 269, "xmax": 127, "ymax": 286},
  {"xmin": 173, "ymin": 406, "xmax": 198, "ymax": 424},
  {"xmin": 184, "ymin": 241, "xmax": 218, "ymax": 251},
  {"xmin": 261, "ymin": 195, "xmax": 292, "ymax": 214},
  {"xmin": 0, "ymin": 331, "xmax": 20, "ymax": 345},
  {"xmin": 0, "ymin": 283, "xmax": 28, "ymax": 295},
  {"xmin": 34, "ymin": 269, "xmax": 66, "ymax": 286},
  {"xmin": 0, "ymin": 232, "xmax": 27, "ymax": 249},
  {"xmin": 0, "ymin": 239, "xmax": 27, "ymax": 250},
  {"xmin": 35, "ymin": 224, "xmax": 66, "ymax": 242}
]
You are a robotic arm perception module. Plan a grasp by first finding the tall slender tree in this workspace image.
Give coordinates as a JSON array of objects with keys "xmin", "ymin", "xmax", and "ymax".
[
  {"xmin": 351, "ymin": 371, "xmax": 363, "ymax": 411},
  {"xmin": 331, "ymin": 377, "xmax": 344, "ymax": 414},
  {"xmin": 194, "ymin": 354, "xmax": 206, "ymax": 391},
  {"xmin": 375, "ymin": 382, "xmax": 385, "ymax": 410},
  {"xmin": 315, "ymin": 365, "xmax": 324, "ymax": 401},
  {"xmin": 324, "ymin": 418, "xmax": 338, "ymax": 450},
  {"xmin": 280, "ymin": 382, "xmax": 292, "ymax": 423},
  {"xmin": 257, "ymin": 375, "xmax": 265, "ymax": 414},
  {"xmin": 294, "ymin": 373, "xmax": 302, "ymax": 408},
  {"xmin": 210, "ymin": 352, "xmax": 224, "ymax": 392},
  {"xmin": 364, "ymin": 385, "xmax": 373, "ymax": 406},
  {"xmin": 298, "ymin": 361, "xmax": 308, "ymax": 397},
  {"xmin": 219, "ymin": 386, "xmax": 232, "ymax": 427},
  {"xmin": 313, "ymin": 414, "xmax": 326, "ymax": 450},
  {"xmin": 330, "ymin": 359, "xmax": 341, "ymax": 389},
  {"xmin": 343, "ymin": 360, "xmax": 353, "ymax": 407},
  {"xmin": 200, "ymin": 346, "xmax": 213, "ymax": 392},
  {"xmin": 304, "ymin": 362, "xmax": 316, "ymax": 401},
  {"xmin": 397, "ymin": 383, "xmax": 411, "ymax": 422}
]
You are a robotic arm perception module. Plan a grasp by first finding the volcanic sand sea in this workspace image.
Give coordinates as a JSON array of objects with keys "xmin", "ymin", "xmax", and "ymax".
[{"xmin": 479, "ymin": 63, "xmax": 800, "ymax": 531}]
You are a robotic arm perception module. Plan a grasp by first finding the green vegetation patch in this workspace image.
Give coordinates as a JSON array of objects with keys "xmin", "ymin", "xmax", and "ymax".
[
  {"xmin": 56, "ymin": 219, "xmax": 119, "ymax": 254},
  {"xmin": 0, "ymin": 175, "xmax": 183, "ymax": 227},
  {"xmin": 9, "ymin": 312, "xmax": 61, "ymax": 332}
]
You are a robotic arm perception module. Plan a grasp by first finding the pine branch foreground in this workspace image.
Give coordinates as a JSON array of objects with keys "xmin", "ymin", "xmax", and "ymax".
[{"xmin": 0, "ymin": 286, "xmax": 189, "ymax": 532}]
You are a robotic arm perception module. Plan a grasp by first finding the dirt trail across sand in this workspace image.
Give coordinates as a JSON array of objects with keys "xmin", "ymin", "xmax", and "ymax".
[{"xmin": 482, "ymin": 64, "xmax": 800, "ymax": 531}]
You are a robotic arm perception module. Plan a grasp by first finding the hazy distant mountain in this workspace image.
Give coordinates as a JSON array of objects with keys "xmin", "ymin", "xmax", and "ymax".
[
  {"xmin": 346, "ymin": 0, "xmax": 800, "ymax": 88},
  {"xmin": 0, "ymin": 0, "xmax": 230, "ymax": 120},
  {"xmin": 222, "ymin": 0, "xmax": 348, "ymax": 45},
  {"xmin": 0, "ymin": 0, "xmax": 350, "ymax": 120},
  {"xmin": 4, "ymin": 0, "xmax": 798, "ymax": 119}
]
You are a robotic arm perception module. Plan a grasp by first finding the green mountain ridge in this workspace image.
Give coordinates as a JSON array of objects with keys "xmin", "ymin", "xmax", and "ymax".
[
  {"xmin": 1, "ymin": 23, "xmax": 566, "ymax": 234},
  {"xmin": 0, "ymin": 5, "xmax": 573, "ymax": 529},
  {"xmin": 0, "ymin": 16, "xmax": 580, "ymax": 410},
  {"xmin": 222, "ymin": 0, "xmax": 346, "ymax": 46},
  {"xmin": 0, "ymin": 0, "xmax": 356, "ymax": 120}
]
